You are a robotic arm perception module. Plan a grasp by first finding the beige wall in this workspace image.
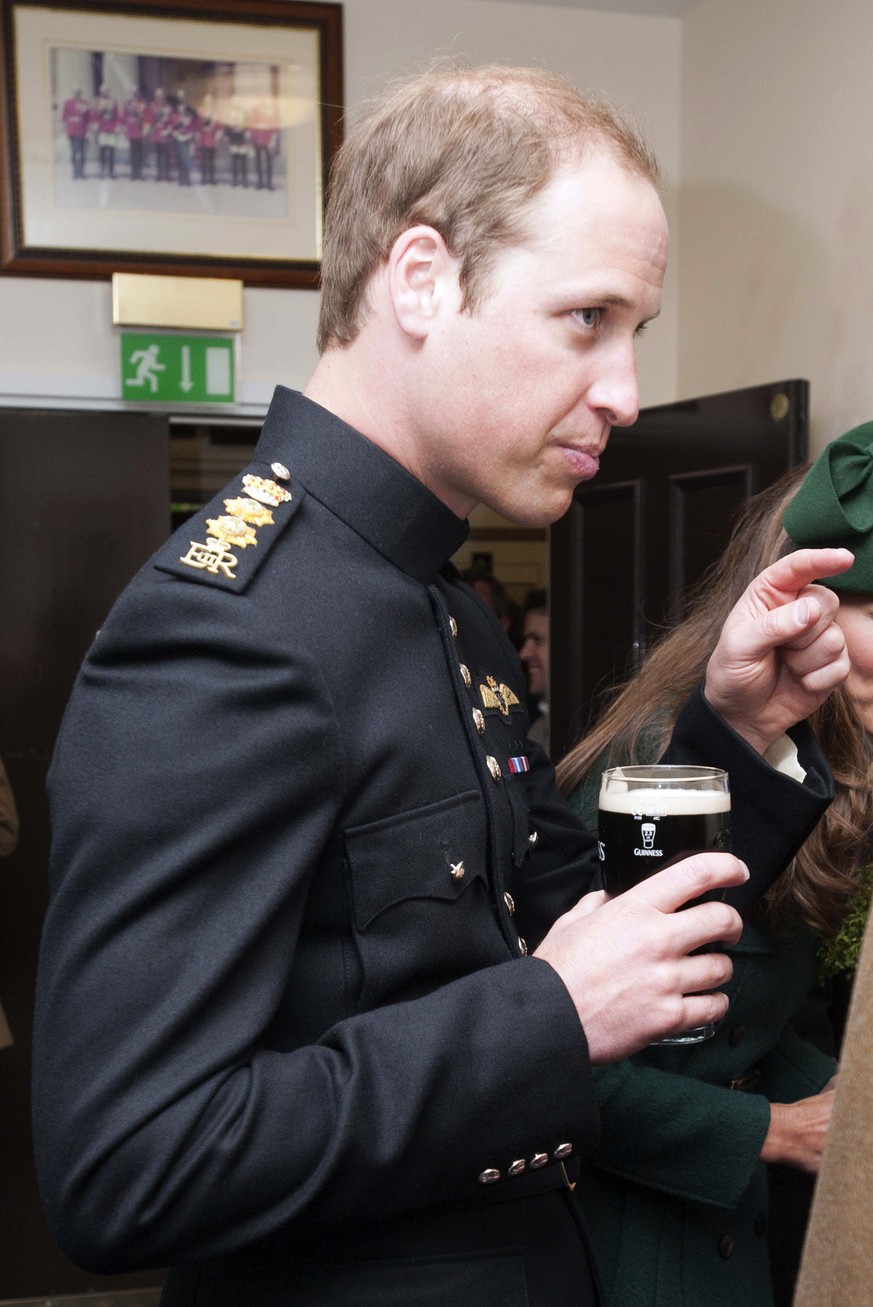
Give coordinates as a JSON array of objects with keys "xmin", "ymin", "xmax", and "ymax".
[
  {"xmin": 680, "ymin": 0, "xmax": 873, "ymax": 455},
  {"xmin": 0, "ymin": 0, "xmax": 681, "ymax": 413}
]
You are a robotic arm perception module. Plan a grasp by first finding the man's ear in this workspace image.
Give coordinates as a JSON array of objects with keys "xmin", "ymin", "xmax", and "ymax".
[{"xmin": 388, "ymin": 224, "xmax": 460, "ymax": 340}]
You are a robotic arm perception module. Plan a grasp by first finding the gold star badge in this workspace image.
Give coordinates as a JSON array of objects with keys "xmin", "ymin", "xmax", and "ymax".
[
  {"xmin": 205, "ymin": 515, "xmax": 258, "ymax": 548},
  {"xmin": 223, "ymin": 496, "xmax": 275, "ymax": 527}
]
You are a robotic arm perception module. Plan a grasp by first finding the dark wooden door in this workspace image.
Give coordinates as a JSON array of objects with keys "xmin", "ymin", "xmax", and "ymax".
[
  {"xmin": 0, "ymin": 408, "xmax": 169, "ymax": 1299},
  {"xmin": 549, "ymin": 380, "xmax": 808, "ymax": 761}
]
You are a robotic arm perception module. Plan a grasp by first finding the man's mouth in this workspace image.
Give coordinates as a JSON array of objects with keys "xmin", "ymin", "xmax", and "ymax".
[{"xmin": 559, "ymin": 445, "xmax": 601, "ymax": 480}]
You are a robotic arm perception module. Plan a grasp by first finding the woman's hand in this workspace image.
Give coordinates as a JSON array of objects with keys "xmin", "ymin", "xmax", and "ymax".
[{"xmin": 761, "ymin": 1081, "xmax": 837, "ymax": 1173}]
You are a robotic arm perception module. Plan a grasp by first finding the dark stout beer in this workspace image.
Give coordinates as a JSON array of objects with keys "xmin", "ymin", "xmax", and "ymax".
[
  {"xmin": 598, "ymin": 766, "xmax": 731, "ymax": 1043},
  {"xmin": 598, "ymin": 793, "xmax": 731, "ymax": 896}
]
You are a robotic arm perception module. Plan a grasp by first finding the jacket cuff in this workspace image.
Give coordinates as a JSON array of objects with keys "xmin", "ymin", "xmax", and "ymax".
[{"xmin": 664, "ymin": 683, "xmax": 833, "ymax": 914}]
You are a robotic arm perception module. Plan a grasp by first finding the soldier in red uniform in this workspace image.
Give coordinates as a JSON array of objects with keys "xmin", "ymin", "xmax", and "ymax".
[
  {"xmin": 91, "ymin": 83, "xmax": 120, "ymax": 179},
  {"xmin": 121, "ymin": 87, "xmax": 147, "ymax": 180},
  {"xmin": 196, "ymin": 106, "xmax": 223, "ymax": 185},
  {"xmin": 249, "ymin": 97, "xmax": 280, "ymax": 191},
  {"xmin": 148, "ymin": 90, "xmax": 175, "ymax": 182},
  {"xmin": 60, "ymin": 88, "xmax": 90, "ymax": 179}
]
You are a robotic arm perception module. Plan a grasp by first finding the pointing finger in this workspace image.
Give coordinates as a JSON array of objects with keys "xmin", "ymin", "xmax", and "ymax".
[{"xmin": 750, "ymin": 548, "xmax": 854, "ymax": 605}]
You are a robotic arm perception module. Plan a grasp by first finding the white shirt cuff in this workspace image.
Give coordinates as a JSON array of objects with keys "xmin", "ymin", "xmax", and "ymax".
[{"xmin": 763, "ymin": 734, "xmax": 807, "ymax": 784}]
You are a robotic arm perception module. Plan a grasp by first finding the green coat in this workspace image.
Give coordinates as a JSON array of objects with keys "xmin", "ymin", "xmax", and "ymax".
[{"xmin": 570, "ymin": 760, "xmax": 836, "ymax": 1307}]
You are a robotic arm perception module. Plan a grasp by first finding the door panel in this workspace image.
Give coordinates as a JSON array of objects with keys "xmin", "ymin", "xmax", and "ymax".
[
  {"xmin": 549, "ymin": 380, "xmax": 808, "ymax": 760},
  {"xmin": 0, "ymin": 408, "xmax": 169, "ymax": 1298}
]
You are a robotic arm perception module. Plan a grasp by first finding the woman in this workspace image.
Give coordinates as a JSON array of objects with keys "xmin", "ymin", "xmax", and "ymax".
[{"xmin": 556, "ymin": 423, "xmax": 873, "ymax": 1307}]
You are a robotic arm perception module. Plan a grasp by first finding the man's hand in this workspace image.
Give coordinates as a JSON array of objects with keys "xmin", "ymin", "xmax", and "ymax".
[
  {"xmin": 534, "ymin": 853, "xmax": 747, "ymax": 1063},
  {"xmin": 705, "ymin": 548, "xmax": 854, "ymax": 754}
]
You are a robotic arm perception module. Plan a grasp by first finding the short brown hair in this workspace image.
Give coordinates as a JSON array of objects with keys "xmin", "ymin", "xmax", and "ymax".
[{"xmin": 317, "ymin": 64, "xmax": 660, "ymax": 352}]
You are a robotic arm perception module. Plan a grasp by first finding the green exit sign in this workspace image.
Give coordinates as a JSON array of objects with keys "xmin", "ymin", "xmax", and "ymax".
[{"xmin": 120, "ymin": 332, "xmax": 236, "ymax": 404}]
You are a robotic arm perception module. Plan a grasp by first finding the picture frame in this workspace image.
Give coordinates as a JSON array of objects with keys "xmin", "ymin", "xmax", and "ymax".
[{"xmin": 0, "ymin": 0, "xmax": 343, "ymax": 288}]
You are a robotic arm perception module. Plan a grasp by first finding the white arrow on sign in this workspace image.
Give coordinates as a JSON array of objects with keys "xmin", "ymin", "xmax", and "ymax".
[{"xmin": 180, "ymin": 345, "xmax": 194, "ymax": 393}]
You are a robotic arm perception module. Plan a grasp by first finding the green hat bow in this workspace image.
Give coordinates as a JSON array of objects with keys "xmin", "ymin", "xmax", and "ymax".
[{"xmin": 782, "ymin": 420, "xmax": 873, "ymax": 592}]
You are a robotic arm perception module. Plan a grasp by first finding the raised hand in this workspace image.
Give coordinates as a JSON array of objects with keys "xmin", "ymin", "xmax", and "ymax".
[{"xmin": 705, "ymin": 548, "xmax": 854, "ymax": 754}]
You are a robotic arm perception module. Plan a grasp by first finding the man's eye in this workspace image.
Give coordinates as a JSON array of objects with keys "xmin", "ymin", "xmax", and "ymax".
[{"xmin": 573, "ymin": 308, "xmax": 599, "ymax": 329}]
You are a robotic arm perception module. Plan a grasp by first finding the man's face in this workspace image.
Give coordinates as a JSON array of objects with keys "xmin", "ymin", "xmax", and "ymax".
[
  {"xmin": 409, "ymin": 150, "xmax": 668, "ymax": 525},
  {"xmin": 520, "ymin": 609, "xmax": 549, "ymax": 700}
]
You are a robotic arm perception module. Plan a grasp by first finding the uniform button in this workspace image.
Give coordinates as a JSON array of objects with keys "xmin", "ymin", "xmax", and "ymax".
[
  {"xmin": 460, "ymin": 664, "xmax": 471, "ymax": 688},
  {"xmin": 472, "ymin": 707, "xmax": 485, "ymax": 735},
  {"xmin": 718, "ymin": 1235, "xmax": 734, "ymax": 1259},
  {"xmin": 486, "ymin": 755, "xmax": 502, "ymax": 781},
  {"xmin": 528, "ymin": 830, "xmax": 539, "ymax": 847},
  {"xmin": 504, "ymin": 891, "xmax": 515, "ymax": 915},
  {"xmin": 478, "ymin": 1168, "xmax": 501, "ymax": 1185},
  {"xmin": 553, "ymin": 1142, "xmax": 573, "ymax": 1160},
  {"xmin": 728, "ymin": 1025, "xmax": 748, "ymax": 1048},
  {"xmin": 270, "ymin": 461, "xmax": 290, "ymax": 481},
  {"xmin": 449, "ymin": 616, "xmax": 458, "ymax": 638},
  {"xmin": 508, "ymin": 1159, "xmax": 526, "ymax": 1177},
  {"xmin": 450, "ymin": 861, "xmax": 466, "ymax": 881},
  {"xmin": 530, "ymin": 1152, "xmax": 549, "ymax": 1169},
  {"xmin": 518, "ymin": 936, "xmax": 528, "ymax": 956},
  {"xmin": 755, "ymin": 1213, "xmax": 768, "ymax": 1237}
]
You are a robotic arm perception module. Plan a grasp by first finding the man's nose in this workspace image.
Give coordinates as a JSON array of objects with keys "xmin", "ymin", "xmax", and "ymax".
[{"xmin": 588, "ymin": 346, "xmax": 640, "ymax": 429}]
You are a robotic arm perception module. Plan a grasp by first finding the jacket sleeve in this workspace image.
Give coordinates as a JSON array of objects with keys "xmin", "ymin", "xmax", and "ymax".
[
  {"xmin": 588, "ymin": 1056, "xmax": 771, "ymax": 1209},
  {"xmin": 588, "ymin": 1012, "xmax": 837, "ymax": 1212},
  {"xmin": 758, "ymin": 1021, "xmax": 837, "ymax": 1101},
  {"xmin": 664, "ymin": 683, "xmax": 834, "ymax": 914},
  {"xmin": 33, "ymin": 576, "xmax": 596, "ymax": 1274}
]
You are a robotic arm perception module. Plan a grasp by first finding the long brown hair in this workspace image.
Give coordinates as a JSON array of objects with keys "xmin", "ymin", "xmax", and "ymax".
[{"xmin": 555, "ymin": 466, "xmax": 873, "ymax": 936}]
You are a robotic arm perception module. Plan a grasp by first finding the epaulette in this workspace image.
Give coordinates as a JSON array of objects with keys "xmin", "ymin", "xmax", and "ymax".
[{"xmin": 155, "ymin": 460, "xmax": 304, "ymax": 593}]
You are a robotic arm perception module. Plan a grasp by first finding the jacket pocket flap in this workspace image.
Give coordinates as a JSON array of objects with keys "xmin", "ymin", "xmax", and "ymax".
[{"xmin": 345, "ymin": 790, "xmax": 487, "ymax": 931}]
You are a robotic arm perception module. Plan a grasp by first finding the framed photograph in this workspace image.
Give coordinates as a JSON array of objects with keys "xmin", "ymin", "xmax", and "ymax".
[{"xmin": 0, "ymin": 0, "xmax": 343, "ymax": 287}]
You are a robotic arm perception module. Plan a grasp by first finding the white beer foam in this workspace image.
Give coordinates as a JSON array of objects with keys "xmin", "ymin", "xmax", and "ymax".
[{"xmin": 599, "ymin": 787, "xmax": 730, "ymax": 816}]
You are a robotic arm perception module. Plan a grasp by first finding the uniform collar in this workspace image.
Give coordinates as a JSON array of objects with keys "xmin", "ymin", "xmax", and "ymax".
[{"xmin": 254, "ymin": 386, "xmax": 469, "ymax": 584}]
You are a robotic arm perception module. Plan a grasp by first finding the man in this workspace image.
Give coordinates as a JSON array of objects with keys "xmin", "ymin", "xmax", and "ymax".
[
  {"xmin": 60, "ymin": 88, "xmax": 89, "ymax": 179},
  {"xmin": 249, "ymin": 96, "xmax": 280, "ymax": 190},
  {"xmin": 121, "ymin": 86, "xmax": 147, "ymax": 180},
  {"xmin": 91, "ymin": 82, "xmax": 119, "ymax": 180},
  {"xmin": 33, "ymin": 66, "xmax": 849, "ymax": 1305},
  {"xmin": 520, "ymin": 589, "xmax": 550, "ymax": 751},
  {"xmin": 461, "ymin": 566, "xmax": 519, "ymax": 642},
  {"xmin": 224, "ymin": 95, "xmax": 249, "ymax": 187},
  {"xmin": 146, "ymin": 88, "xmax": 174, "ymax": 181}
]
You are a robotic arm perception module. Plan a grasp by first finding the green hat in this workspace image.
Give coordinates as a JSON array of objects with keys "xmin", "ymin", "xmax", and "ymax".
[{"xmin": 782, "ymin": 420, "xmax": 873, "ymax": 593}]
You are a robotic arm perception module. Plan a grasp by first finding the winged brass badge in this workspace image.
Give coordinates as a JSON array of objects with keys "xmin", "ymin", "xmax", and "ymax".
[{"xmin": 479, "ymin": 674, "xmax": 520, "ymax": 718}]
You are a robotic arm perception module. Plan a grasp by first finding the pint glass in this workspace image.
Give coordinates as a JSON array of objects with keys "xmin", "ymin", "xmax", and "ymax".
[{"xmin": 598, "ymin": 764, "xmax": 731, "ymax": 1043}]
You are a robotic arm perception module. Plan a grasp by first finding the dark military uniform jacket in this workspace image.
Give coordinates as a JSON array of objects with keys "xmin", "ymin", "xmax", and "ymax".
[{"xmin": 33, "ymin": 389, "xmax": 833, "ymax": 1306}]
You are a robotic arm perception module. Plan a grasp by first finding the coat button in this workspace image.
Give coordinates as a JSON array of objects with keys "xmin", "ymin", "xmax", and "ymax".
[
  {"xmin": 478, "ymin": 1168, "xmax": 501, "ymax": 1185},
  {"xmin": 460, "ymin": 664, "xmax": 471, "ymax": 688},
  {"xmin": 472, "ymin": 707, "xmax": 485, "ymax": 735},
  {"xmin": 518, "ymin": 936, "xmax": 528, "ymax": 956},
  {"xmin": 728, "ymin": 1025, "xmax": 748, "ymax": 1047},
  {"xmin": 553, "ymin": 1143, "xmax": 573, "ymax": 1160},
  {"xmin": 270, "ymin": 461, "xmax": 291, "ymax": 481},
  {"xmin": 486, "ymin": 756, "xmax": 502, "ymax": 782},
  {"xmin": 530, "ymin": 1152, "xmax": 549, "ymax": 1169},
  {"xmin": 755, "ymin": 1213, "xmax": 768, "ymax": 1237},
  {"xmin": 508, "ymin": 1159, "xmax": 526, "ymax": 1176},
  {"xmin": 450, "ymin": 861, "xmax": 466, "ymax": 881},
  {"xmin": 504, "ymin": 891, "xmax": 515, "ymax": 915},
  {"xmin": 450, "ymin": 616, "xmax": 458, "ymax": 638},
  {"xmin": 718, "ymin": 1235, "xmax": 734, "ymax": 1259},
  {"xmin": 528, "ymin": 830, "xmax": 538, "ymax": 847}
]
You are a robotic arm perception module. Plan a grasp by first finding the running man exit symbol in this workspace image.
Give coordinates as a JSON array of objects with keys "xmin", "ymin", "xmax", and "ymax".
[{"xmin": 120, "ymin": 332, "xmax": 235, "ymax": 404}]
